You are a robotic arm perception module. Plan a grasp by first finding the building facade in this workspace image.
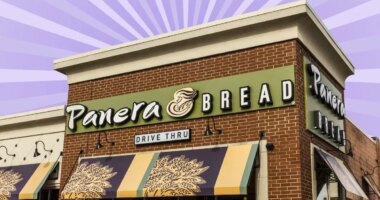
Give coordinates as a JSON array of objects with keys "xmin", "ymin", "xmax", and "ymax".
[
  {"xmin": 1, "ymin": 1, "xmax": 379, "ymax": 200},
  {"xmin": 0, "ymin": 106, "xmax": 65, "ymax": 200}
]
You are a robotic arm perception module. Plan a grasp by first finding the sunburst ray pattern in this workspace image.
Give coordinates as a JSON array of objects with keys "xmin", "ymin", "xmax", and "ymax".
[{"xmin": 0, "ymin": 0, "xmax": 379, "ymax": 136}]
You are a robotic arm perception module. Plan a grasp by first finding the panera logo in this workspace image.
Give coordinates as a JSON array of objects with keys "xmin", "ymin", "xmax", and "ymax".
[
  {"xmin": 166, "ymin": 88, "xmax": 198, "ymax": 118},
  {"xmin": 66, "ymin": 88, "xmax": 198, "ymax": 132}
]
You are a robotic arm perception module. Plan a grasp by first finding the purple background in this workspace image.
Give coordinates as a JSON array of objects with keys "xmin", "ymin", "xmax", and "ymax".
[{"xmin": 0, "ymin": 0, "xmax": 379, "ymax": 136}]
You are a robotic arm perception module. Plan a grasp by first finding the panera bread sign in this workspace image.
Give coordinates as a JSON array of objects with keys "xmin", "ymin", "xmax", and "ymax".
[
  {"xmin": 65, "ymin": 66, "xmax": 295, "ymax": 134},
  {"xmin": 304, "ymin": 57, "xmax": 346, "ymax": 149}
]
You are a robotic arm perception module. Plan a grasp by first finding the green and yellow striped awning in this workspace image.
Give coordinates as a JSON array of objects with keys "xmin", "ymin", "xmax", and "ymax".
[
  {"xmin": 62, "ymin": 142, "xmax": 259, "ymax": 199},
  {"xmin": 0, "ymin": 162, "xmax": 57, "ymax": 200}
]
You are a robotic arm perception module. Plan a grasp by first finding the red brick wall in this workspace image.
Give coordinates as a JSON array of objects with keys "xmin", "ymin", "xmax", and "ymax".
[
  {"xmin": 345, "ymin": 120, "xmax": 380, "ymax": 200},
  {"xmin": 296, "ymin": 41, "xmax": 311, "ymax": 200},
  {"xmin": 62, "ymin": 40, "xmax": 303, "ymax": 200}
]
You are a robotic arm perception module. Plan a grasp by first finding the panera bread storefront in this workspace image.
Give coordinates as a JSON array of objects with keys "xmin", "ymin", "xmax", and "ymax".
[{"xmin": 54, "ymin": 2, "xmax": 380, "ymax": 200}]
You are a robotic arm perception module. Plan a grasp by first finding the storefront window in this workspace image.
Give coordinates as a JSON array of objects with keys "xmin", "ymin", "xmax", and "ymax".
[
  {"xmin": 362, "ymin": 177, "xmax": 380, "ymax": 200},
  {"xmin": 363, "ymin": 178, "xmax": 371, "ymax": 198},
  {"xmin": 39, "ymin": 189, "xmax": 59, "ymax": 200},
  {"xmin": 315, "ymin": 152, "xmax": 345, "ymax": 200},
  {"xmin": 119, "ymin": 196, "xmax": 247, "ymax": 200},
  {"xmin": 47, "ymin": 163, "xmax": 60, "ymax": 180}
]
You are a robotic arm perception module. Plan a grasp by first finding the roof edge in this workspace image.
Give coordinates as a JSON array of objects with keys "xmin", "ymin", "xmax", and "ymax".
[
  {"xmin": 303, "ymin": 3, "xmax": 355, "ymax": 74},
  {"xmin": 54, "ymin": 0, "xmax": 307, "ymax": 69},
  {"xmin": 53, "ymin": 0, "xmax": 354, "ymax": 87},
  {"xmin": 0, "ymin": 105, "xmax": 65, "ymax": 127}
]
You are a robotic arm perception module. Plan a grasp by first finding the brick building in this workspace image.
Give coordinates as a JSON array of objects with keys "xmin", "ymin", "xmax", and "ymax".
[{"xmin": 1, "ymin": 1, "xmax": 378, "ymax": 200}]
